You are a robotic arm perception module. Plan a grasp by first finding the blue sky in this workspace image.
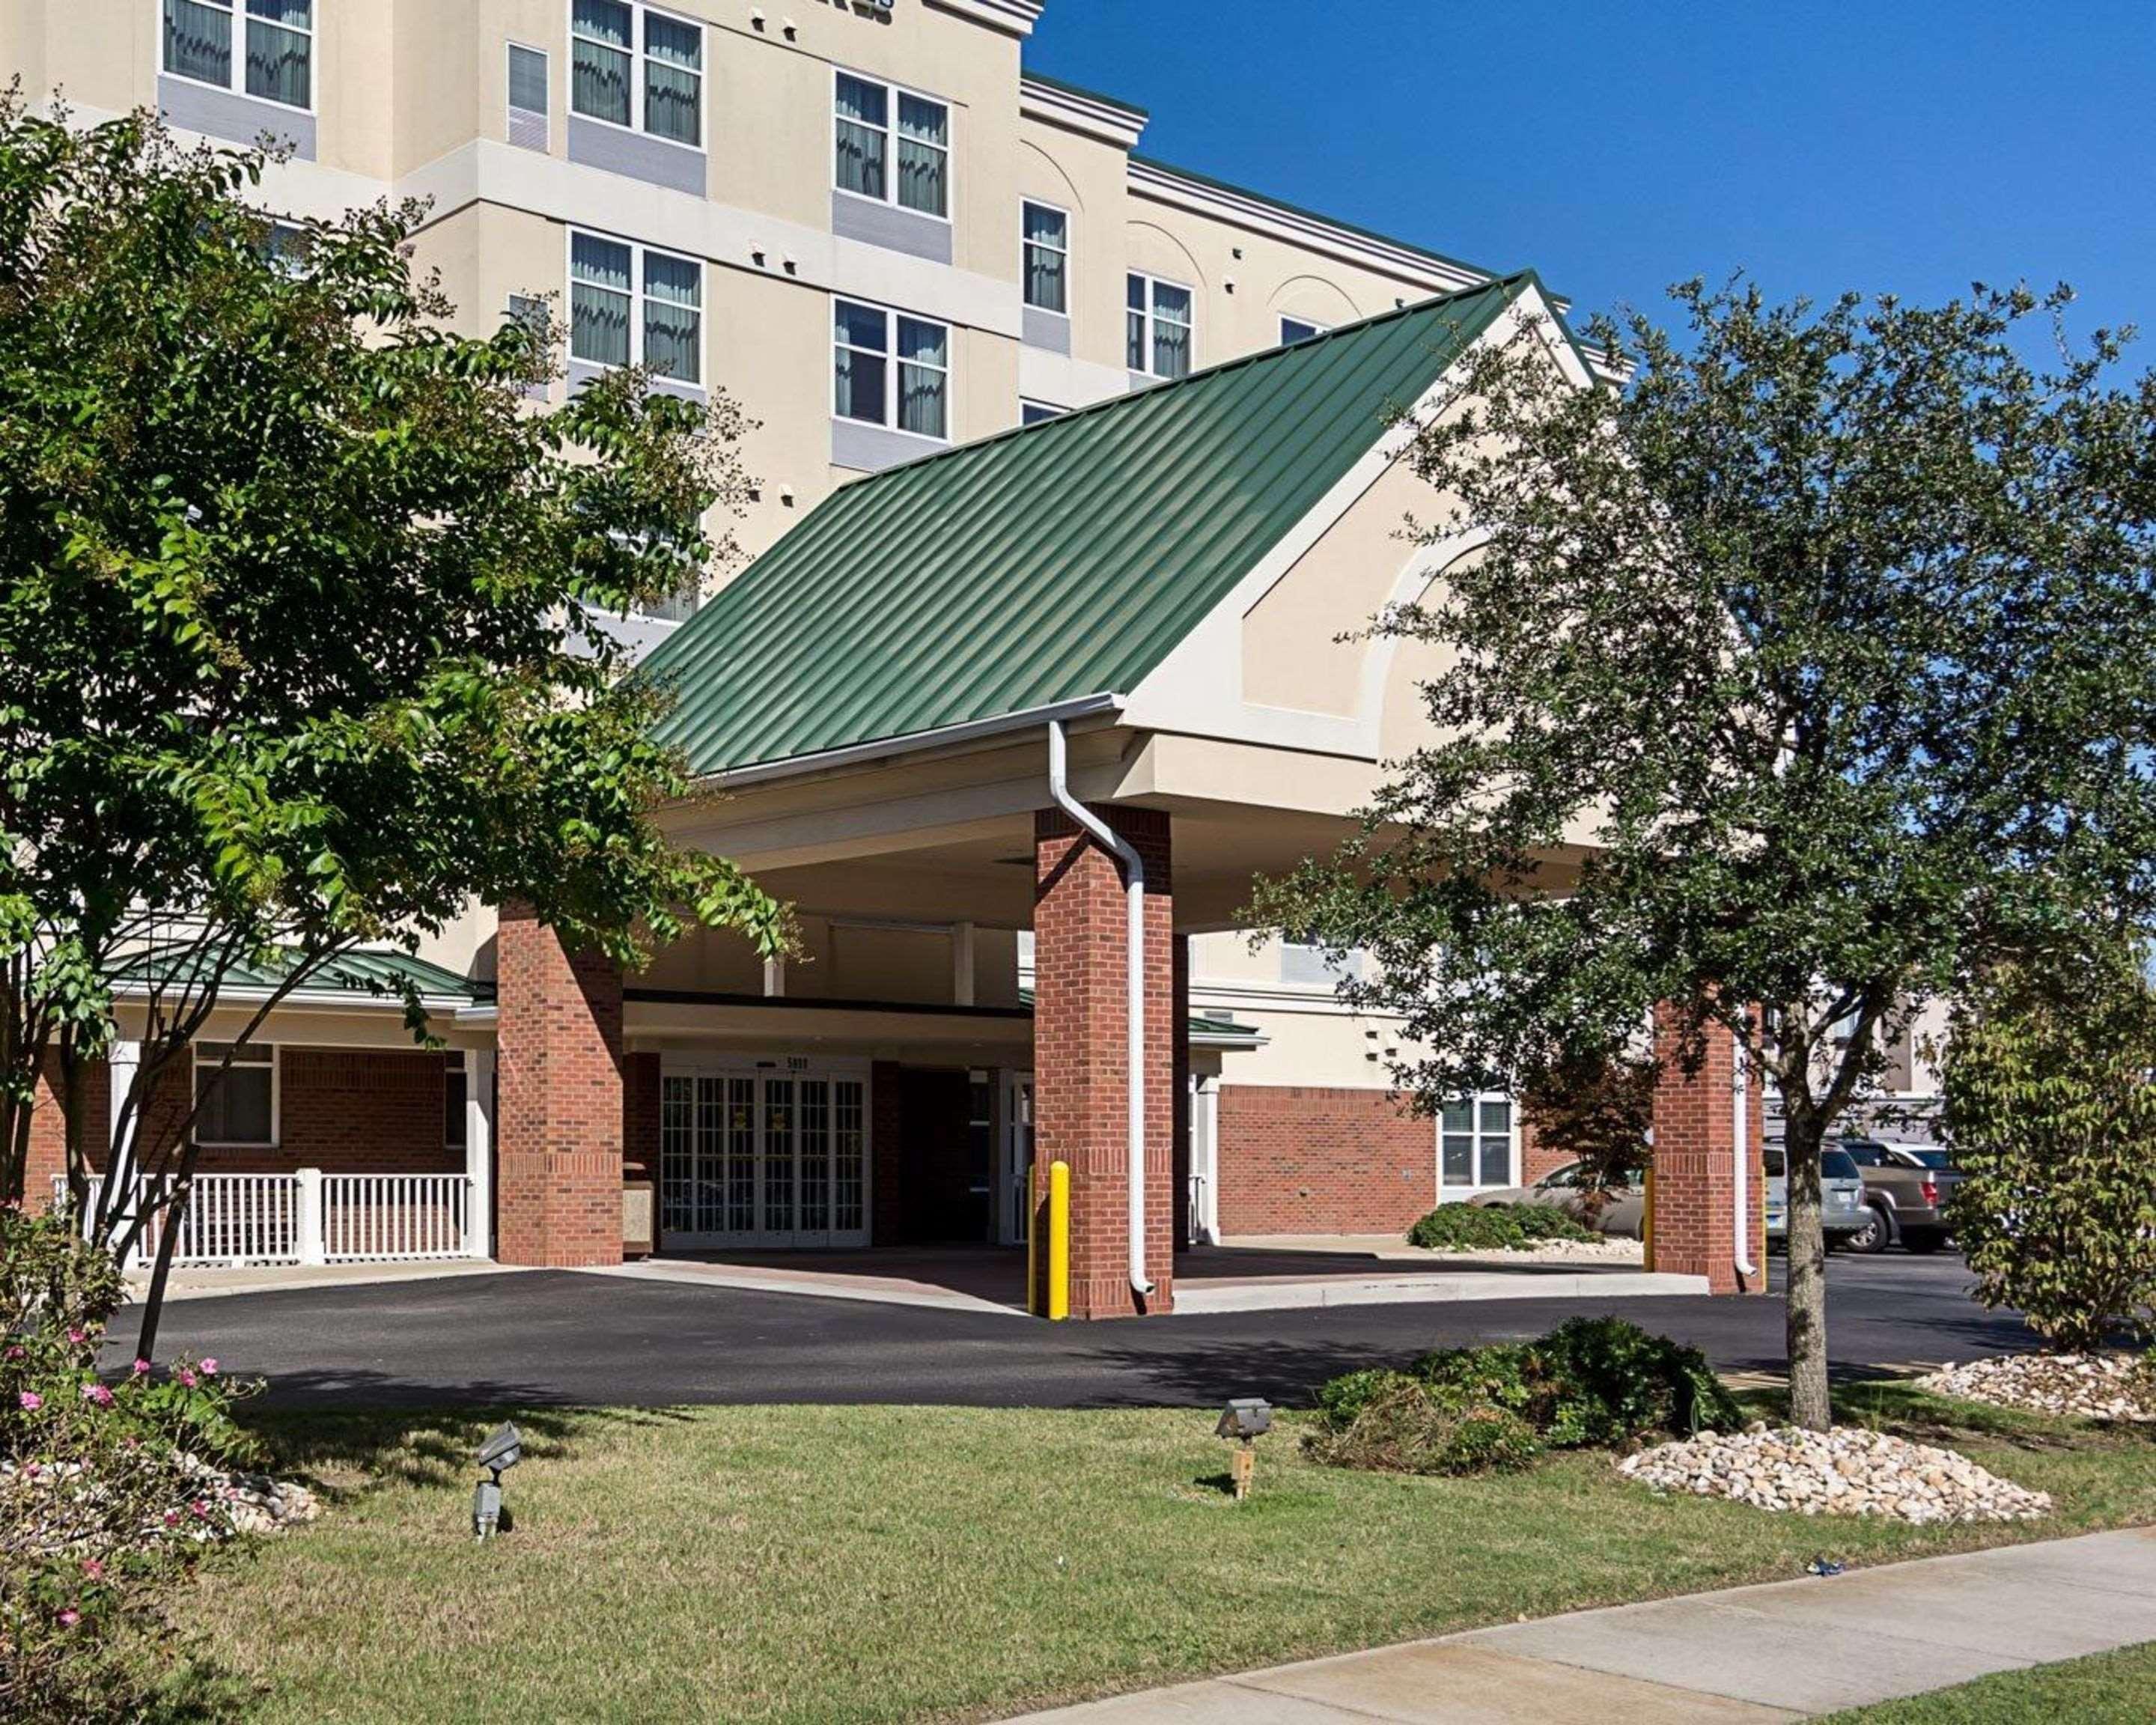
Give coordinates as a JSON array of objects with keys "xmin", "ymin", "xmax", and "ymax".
[{"xmin": 1028, "ymin": 1, "xmax": 2156, "ymax": 346}]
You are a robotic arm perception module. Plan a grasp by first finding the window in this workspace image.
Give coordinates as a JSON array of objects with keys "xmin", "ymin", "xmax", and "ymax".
[
  {"xmin": 833, "ymin": 300, "xmax": 948, "ymax": 441},
  {"xmin": 835, "ymin": 73, "xmax": 948, "ymax": 219},
  {"xmin": 570, "ymin": 231, "xmax": 701, "ymax": 385},
  {"xmin": 1440, "ymin": 1095, "xmax": 1513, "ymax": 1189},
  {"xmin": 1127, "ymin": 273, "xmax": 1193, "ymax": 379},
  {"xmin": 1022, "ymin": 201, "xmax": 1068, "ymax": 314},
  {"xmin": 1280, "ymin": 315, "xmax": 1325, "ymax": 345},
  {"xmin": 571, "ymin": 0, "xmax": 702, "ymax": 146},
  {"xmin": 1281, "ymin": 940, "xmax": 1364, "ymax": 987},
  {"xmin": 260, "ymin": 219, "xmax": 311, "ymax": 276},
  {"xmin": 508, "ymin": 43, "xmax": 549, "ymax": 148},
  {"xmin": 164, "ymin": 0, "xmax": 314, "ymax": 111},
  {"xmin": 445, "ymin": 1051, "xmax": 466, "ymax": 1151},
  {"xmin": 195, "ymin": 1042, "xmax": 276, "ymax": 1147},
  {"xmin": 1020, "ymin": 400, "xmax": 1063, "ymax": 426}
]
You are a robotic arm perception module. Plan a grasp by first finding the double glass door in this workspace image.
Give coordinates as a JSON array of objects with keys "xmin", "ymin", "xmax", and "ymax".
[{"xmin": 660, "ymin": 1066, "xmax": 869, "ymax": 1248}]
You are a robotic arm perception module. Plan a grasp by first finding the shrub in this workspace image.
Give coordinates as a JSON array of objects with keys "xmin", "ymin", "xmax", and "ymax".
[
  {"xmin": 1943, "ymin": 955, "xmax": 2156, "ymax": 1351},
  {"xmin": 1306, "ymin": 1377, "xmax": 1541, "ymax": 1477},
  {"xmin": 1310, "ymin": 1318, "xmax": 1741, "ymax": 1476},
  {"xmin": 1405, "ymin": 1202, "xmax": 1598, "ymax": 1251},
  {"xmin": 1, "ymin": 1205, "xmax": 259, "ymax": 1723}
]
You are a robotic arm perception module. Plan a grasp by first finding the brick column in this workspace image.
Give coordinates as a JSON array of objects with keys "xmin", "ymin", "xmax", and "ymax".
[
  {"xmin": 496, "ymin": 904, "xmax": 624, "ymax": 1268},
  {"xmin": 1649, "ymin": 1007, "xmax": 1767, "ymax": 1295},
  {"xmin": 1033, "ymin": 805, "xmax": 1175, "ymax": 1318}
]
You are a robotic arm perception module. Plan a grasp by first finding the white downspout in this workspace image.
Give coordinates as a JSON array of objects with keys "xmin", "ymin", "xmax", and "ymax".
[
  {"xmin": 1732, "ymin": 1024, "xmax": 1758, "ymax": 1283},
  {"xmin": 1046, "ymin": 720, "xmax": 1154, "ymax": 1300}
]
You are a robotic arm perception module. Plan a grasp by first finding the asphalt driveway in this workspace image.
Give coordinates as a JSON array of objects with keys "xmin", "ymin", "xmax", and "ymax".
[{"xmin": 100, "ymin": 1253, "xmax": 2023, "ymax": 1411}]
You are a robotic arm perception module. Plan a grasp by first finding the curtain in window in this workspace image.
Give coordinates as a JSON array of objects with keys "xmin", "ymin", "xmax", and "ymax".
[
  {"xmin": 832, "ymin": 302, "xmax": 888, "ymax": 425},
  {"xmin": 643, "ymin": 12, "xmax": 701, "ymax": 145},
  {"xmin": 834, "ymin": 74, "xmax": 886, "ymax": 201},
  {"xmin": 1023, "ymin": 204, "xmax": 1066, "ymax": 314},
  {"xmin": 572, "ymin": 0, "xmax": 633, "ymax": 126},
  {"xmin": 1151, "ymin": 282, "xmax": 1193, "ymax": 379},
  {"xmin": 508, "ymin": 43, "xmax": 549, "ymax": 115},
  {"xmin": 1440, "ymin": 1099, "xmax": 1476, "ymax": 1185},
  {"xmin": 896, "ymin": 317, "xmax": 947, "ymax": 439},
  {"xmin": 244, "ymin": 0, "xmax": 311, "ymax": 107},
  {"xmin": 1125, "ymin": 275, "xmax": 1148, "ymax": 371},
  {"xmin": 570, "ymin": 234, "xmax": 633, "ymax": 368},
  {"xmin": 1477, "ymin": 1099, "xmax": 1512, "ymax": 1187},
  {"xmin": 165, "ymin": 0, "xmax": 234, "ymax": 88},
  {"xmin": 896, "ymin": 94, "xmax": 948, "ymax": 217},
  {"xmin": 642, "ymin": 252, "xmax": 701, "ymax": 384}
]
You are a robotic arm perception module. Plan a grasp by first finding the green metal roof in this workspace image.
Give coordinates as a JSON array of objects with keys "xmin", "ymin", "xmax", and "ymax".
[
  {"xmin": 645, "ymin": 275, "xmax": 1529, "ymax": 777},
  {"xmin": 112, "ymin": 947, "xmax": 493, "ymax": 1005}
]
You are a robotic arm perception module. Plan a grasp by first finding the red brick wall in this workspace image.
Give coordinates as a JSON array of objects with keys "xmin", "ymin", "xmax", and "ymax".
[
  {"xmin": 1215, "ymin": 1085, "xmax": 1435, "ymax": 1235},
  {"xmin": 623, "ymin": 1053, "xmax": 661, "ymax": 1186},
  {"xmin": 1648, "ymin": 1008, "xmax": 1767, "ymax": 1295},
  {"xmin": 1033, "ymin": 805, "xmax": 1175, "ymax": 1318},
  {"xmin": 495, "ymin": 905, "xmax": 625, "ymax": 1268},
  {"xmin": 261, "ymin": 1048, "xmax": 457, "ymax": 1174}
]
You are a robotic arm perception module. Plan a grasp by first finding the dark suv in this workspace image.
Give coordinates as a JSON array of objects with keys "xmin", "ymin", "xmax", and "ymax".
[{"xmin": 1837, "ymin": 1137, "xmax": 1961, "ymax": 1255}]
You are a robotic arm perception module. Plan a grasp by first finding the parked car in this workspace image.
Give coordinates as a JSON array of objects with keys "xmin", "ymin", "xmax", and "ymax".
[
  {"xmin": 1833, "ymin": 1137, "xmax": 1960, "ymax": 1254},
  {"xmin": 1466, "ymin": 1161, "xmax": 1646, "ymax": 1238},
  {"xmin": 1764, "ymin": 1146, "xmax": 1872, "ymax": 1249}
]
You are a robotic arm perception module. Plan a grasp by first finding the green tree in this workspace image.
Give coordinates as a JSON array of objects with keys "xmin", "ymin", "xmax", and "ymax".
[
  {"xmin": 1256, "ymin": 281, "xmax": 2156, "ymax": 1429},
  {"xmin": 1943, "ymin": 946, "xmax": 2156, "ymax": 1352},
  {"xmin": 0, "ymin": 102, "xmax": 790, "ymax": 1313}
]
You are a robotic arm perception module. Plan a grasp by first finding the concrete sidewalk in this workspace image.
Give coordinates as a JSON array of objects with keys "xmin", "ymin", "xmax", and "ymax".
[{"xmin": 1010, "ymin": 1526, "xmax": 2156, "ymax": 1721}]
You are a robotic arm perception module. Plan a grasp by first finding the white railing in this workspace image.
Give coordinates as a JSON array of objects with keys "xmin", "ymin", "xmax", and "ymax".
[
  {"xmin": 322, "ymin": 1173, "xmax": 469, "ymax": 1262},
  {"xmin": 55, "ymin": 1169, "xmax": 481, "ymax": 1270}
]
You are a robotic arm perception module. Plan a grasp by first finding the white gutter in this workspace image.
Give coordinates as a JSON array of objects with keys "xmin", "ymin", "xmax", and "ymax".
[
  {"xmin": 1045, "ymin": 719, "xmax": 1154, "ymax": 1302},
  {"xmin": 1733, "ymin": 1026, "xmax": 1759, "ymax": 1283},
  {"xmin": 701, "ymin": 693, "xmax": 1126, "ymax": 790}
]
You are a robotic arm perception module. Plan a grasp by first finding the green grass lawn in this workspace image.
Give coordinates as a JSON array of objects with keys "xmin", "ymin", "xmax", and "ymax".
[
  {"xmin": 1825, "ymin": 1640, "xmax": 2156, "ymax": 1722},
  {"xmin": 171, "ymin": 1384, "xmax": 2156, "ymax": 1723}
]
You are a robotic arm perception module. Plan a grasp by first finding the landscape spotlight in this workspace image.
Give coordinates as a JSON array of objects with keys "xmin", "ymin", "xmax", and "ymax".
[
  {"xmin": 472, "ymin": 1421, "xmax": 523, "ymax": 1542},
  {"xmin": 1215, "ymin": 1398, "xmax": 1272, "ymax": 1500}
]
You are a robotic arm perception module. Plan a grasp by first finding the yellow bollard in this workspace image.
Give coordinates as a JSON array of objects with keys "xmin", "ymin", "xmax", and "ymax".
[
  {"xmin": 1642, "ymin": 1166, "xmax": 1656, "ymax": 1273},
  {"xmin": 1047, "ymin": 1160, "xmax": 1071, "ymax": 1322}
]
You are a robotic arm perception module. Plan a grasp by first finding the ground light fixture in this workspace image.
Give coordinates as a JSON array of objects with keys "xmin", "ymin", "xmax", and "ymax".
[
  {"xmin": 472, "ymin": 1421, "xmax": 523, "ymax": 1541},
  {"xmin": 1216, "ymin": 1399, "xmax": 1272, "ymax": 1500}
]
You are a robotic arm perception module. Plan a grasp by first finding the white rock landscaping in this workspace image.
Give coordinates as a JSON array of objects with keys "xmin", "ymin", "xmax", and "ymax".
[
  {"xmin": 1446, "ymin": 1238, "xmax": 1644, "ymax": 1264},
  {"xmin": 1916, "ymin": 1352, "xmax": 2155, "ymax": 1425},
  {"xmin": 1617, "ymin": 1423, "xmax": 2052, "ymax": 1524}
]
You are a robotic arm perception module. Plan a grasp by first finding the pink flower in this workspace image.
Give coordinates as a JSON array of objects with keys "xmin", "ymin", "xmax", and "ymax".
[
  {"xmin": 66, "ymin": 1327, "xmax": 86, "ymax": 1345},
  {"xmin": 162, "ymin": 1509, "xmax": 180, "ymax": 1527},
  {"xmin": 56, "ymin": 1608, "xmax": 79, "ymax": 1628},
  {"xmin": 189, "ymin": 1498, "xmax": 210, "ymax": 1518},
  {"xmin": 177, "ymin": 1369, "xmax": 198, "ymax": 1389},
  {"xmin": 131, "ymin": 1358, "xmax": 150, "ymax": 1377},
  {"xmin": 82, "ymin": 1559, "xmax": 103, "ymax": 1581},
  {"xmin": 17, "ymin": 1391, "xmax": 42, "ymax": 1412},
  {"xmin": 4, "ymin": 1345, "xmax": 23, "ymax": 1361},
  {"xmin": 198, "ymin": 1358, "xmax": 219, "ymax": 1375},
  {"xmin": 80, "ymin": 1382, "xmax": 113, "ymax": 1407}
]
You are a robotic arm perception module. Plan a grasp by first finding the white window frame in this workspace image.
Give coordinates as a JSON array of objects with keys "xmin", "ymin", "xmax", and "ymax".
[
  {"xmin": 193, "ymin": 1042, "xmax": 281, "ymax": 1150},
  {"xmin": 1437, "ymin": 1092, "xmax": 1517, "ymax": 1194},
  {"xmin": 507, "ymin": 40, "xmax": 549, "ymax": 121},
  {"xmin": 564, "ymin": 228, "xmax": 704, "ymax": 387},
  {"xmin": 159, "ymin": 0, "xmax": 317, "ymax": 115},
  {"xmin": 1020, "ymin": 199, "xmax": 1071, "ymax": 315},
  {"xmin": 1020, "ymin": 399, "xmax": 1065, "ymax": 426},
  {"xmin": 831, "ymin": 67, "xmax": 953, "ymax": 224},
  {"xmin": 1127, "ymin": 271, "xmax": 1196, "ymax": 379},
  {"xmin": 1280, "ymin": 314, "xmax": 1327, "ymax": 345},
  {"xmin": 567, "ymin": 0, "xmax": 706, "ymax": 150},
  {"xmin": 832, "ymin": 297, "xmax": 952, "ymax": 445}
]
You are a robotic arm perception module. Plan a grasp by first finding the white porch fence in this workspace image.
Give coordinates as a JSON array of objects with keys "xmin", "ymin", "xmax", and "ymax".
[{"xmin": 55, "ymin": 1170, "xmax": 483, "ymax": 1271}]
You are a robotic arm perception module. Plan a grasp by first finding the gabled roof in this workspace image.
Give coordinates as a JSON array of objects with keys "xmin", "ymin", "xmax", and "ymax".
[{"xmin": 644, "ymin": 274, "xmax": 1533, "ymax": 779}]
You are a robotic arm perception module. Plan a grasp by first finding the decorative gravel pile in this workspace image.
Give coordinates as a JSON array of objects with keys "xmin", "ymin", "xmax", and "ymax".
[
  {"xmin": 181, "ymin": 1452, "xmax": 320, "ymax": 1536},
  {"xmin": 1453, "ymin": 1237, "xmax": 1643, "ymax": 1263},
  {"xmin": 4, "ymin": 1452, "xmax": 317, "ymax": 1554},
  {"xmin": 1916, "ymin": 1353, "xmax": 2155, "ymax": 1425},
  {"xmin": 1616, "ymin": 1423, "xmax": 2052, "ymax": 1524}
]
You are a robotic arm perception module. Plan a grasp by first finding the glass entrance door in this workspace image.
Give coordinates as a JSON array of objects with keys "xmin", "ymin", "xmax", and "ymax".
[
  {"xmin": 998, "ymin": 1072, "xmax": 1035, "ymax": 1245},
  {"xmin": 660, "ymin": 1065, "xmax": 869, "ymax": 1248}
]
